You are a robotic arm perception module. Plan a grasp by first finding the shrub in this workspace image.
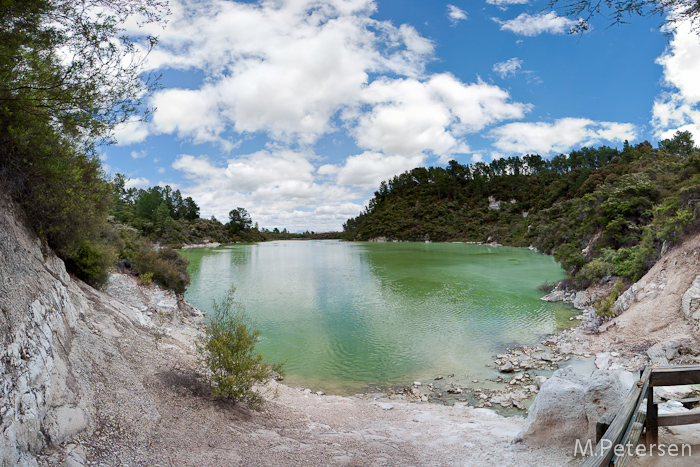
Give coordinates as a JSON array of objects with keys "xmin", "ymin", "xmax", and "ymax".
[
  {"xmin": 132, "ymin": 246, "xmax": 190, "ymax": 295},
  {"xmin": 537, "ymin": 280, "xmax": 557, "ymax": 293},
  {"xmin": 595, "ymin": 280, "xmax": 625, "ymax": 318},
  {"xmin": 573, "ymin": 258, "xmax": 614, "ymax": 289},
  {"xmin": 66, "ymin": 240, "xmax": 115, "ymax": 288},
  {"xmin": 196, "ymin": 286, "xmax": 283, "ymax": 410},
  {"xmin": 113, "ymin": 225, "xmax": 190, "ymax": 294}
]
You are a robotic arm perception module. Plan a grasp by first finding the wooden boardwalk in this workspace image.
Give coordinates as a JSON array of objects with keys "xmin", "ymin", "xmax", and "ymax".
[{"xmin": 583, "ymin": 365, "xmax": 700, "ymax": 467}]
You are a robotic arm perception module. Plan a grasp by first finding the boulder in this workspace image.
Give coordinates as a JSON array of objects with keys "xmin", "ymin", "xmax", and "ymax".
[
  {"xmin": 43, "ymin": 406, "xmax": 88, "ymax": 446},
  {"xmin": 661, "ymin": 341, "xmax": 680, "ymax": 361},
  {"xmin": 647, "ymin": 347, "xmax": 669, "ymax": 366},
  {"xmin": 573, "ymin": 290, "xmax": 594, "ymax": 310},
  {"xmin": 583, "ymin": 369, "xmax": 635, "ymax": 441},
  {"xmin": 613, "ymin": 283, "xmax": 638, "ymax": 315},
  {"xmin": 498, "ymin": 361, "xmax": 515, "ymax": 373},
  {"xmin": 521, "ymin": 367, "xmax": 635, "ymax": 446},
  {"xmin": 521, "ymin": 367, "xmax": 588, "ymax": 445},
  {"xmin": 595, "ymin": 352, "xmax": 611, "ymax": 370},
  {"xmin": 681, "ymin": 276, "xmax": 700, "ymax": 323}
]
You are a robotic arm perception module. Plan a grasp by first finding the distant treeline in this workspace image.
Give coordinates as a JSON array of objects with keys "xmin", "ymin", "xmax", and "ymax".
[
  {"xmin": 344, "ymin": 131, "xmax": 700, "ymax": 289},
  {"xmin": 111, "ymin": 175, "xmax": 343, "ymax": 246}
]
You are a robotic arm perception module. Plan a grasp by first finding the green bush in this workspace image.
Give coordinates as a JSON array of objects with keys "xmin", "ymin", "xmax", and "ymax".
[
  {"xmin": 595, "ymin": 280, "xmax": 625, "ymax": 318},
  {"xmin": 113, "ymin": 225, "xmax": 190, "ymax": 294},
  {"xmin": 196, "ymin": 287, "xmax": 283, "ymax": 411},
  {"xmin": 66, "ymin": 240, "xmax": 115, "ymax": 288},
  {"xmin": 573, "ymin": 258, "xmax": 614, "ymax": 289},
  {"xmin": 132, "ymin": 246, "xmax": 190, "ymax": 295}
]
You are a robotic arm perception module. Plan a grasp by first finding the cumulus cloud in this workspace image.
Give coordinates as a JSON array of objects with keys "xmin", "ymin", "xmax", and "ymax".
[
  {"xmin": 131, "ymin": 0, "xmax": 437, "ymax": 146},
  {"xmin": 170, "ymin": 150, "xmax": 368, "ymax": 231},
  {"xmin": 131, "ymin": 150, "xmax": 147, "ymax": 159},
  {"xmin": 493, "ymin": 58, "xmax": 523, "ymax": 78},
  {"xmin": 335, "ymin": 152, "xmax": 426, "ymax": 187},
  {"xmin": 486, "ymin": 0, "xmax": 529, "ymax": 10},
  {"xmin": 495, "ymin": 12, "xmax": 578, "ymax": 36},
  {"xmin": 124, "ymin": 177, "xmax": 150, "ymax": 188},
  {"xmin": 447, "ymin": 5, "xmax": 467, "ymax": 25},
  {"xmin": 652, "ymin": 22, "xmax": 700, "ymax": 142},
  {"xmin": 489, "ymin": 118, "xmax": 638, "ymax": 155},
  {"xmin": 113, "ymin": 117, "xmax": 149, "ymax": 145},
  {"xmin": 351, "ymin": 74, "xmax": 530, "ymax": 157}
]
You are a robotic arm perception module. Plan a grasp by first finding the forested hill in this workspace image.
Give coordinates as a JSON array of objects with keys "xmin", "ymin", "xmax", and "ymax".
[{"xmin": 343, "ymin": 132, "xmax": 700, "ymax": 289}]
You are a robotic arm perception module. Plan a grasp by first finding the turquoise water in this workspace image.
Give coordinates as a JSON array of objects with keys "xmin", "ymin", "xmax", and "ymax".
[{"xmin": 181, "ymin": 241, "xmax": 575, "ymax": 395}]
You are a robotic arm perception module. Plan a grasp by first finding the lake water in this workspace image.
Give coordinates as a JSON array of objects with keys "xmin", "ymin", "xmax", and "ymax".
[{"xmin": 181, "ymin": 241, "xmax": 575, "ymax": 395}]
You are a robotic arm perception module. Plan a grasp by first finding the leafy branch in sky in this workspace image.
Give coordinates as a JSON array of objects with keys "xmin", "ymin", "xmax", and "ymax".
[{"xmin": 548, "ymin": 0, "xmax": 700, "ymax": 34}]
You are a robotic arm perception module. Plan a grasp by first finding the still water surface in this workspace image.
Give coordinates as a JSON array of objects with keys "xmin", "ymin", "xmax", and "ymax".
[{"xmin": 181, "ymin": 241, "xmax": 575, "ymax": 395}]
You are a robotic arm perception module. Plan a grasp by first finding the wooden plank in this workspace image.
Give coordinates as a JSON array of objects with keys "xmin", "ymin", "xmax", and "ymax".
[
  {"xmin": 658, "ymin": 408, "xmax": 700, "ymax": 427},
  {"xmin": 613, "ymin": 420, "xmax": 646, "ymax": 467},
  {"xmin": 581, "ymin": 367, "xmax": 651, "ymax": 467},
  {"xmin": 649, "ymin": 365, "xmax": 700, "ymax": 387},
  {"xmin": 597, "ymin": 412, "xmax": 616, "ymax": 443},
  {"xmin": 646, "ymin": 385, "xmax": 658, "ymax": 446},
  {"xmin": 611, "ymin": 378, "xmax": 649, "ymax": 467}
]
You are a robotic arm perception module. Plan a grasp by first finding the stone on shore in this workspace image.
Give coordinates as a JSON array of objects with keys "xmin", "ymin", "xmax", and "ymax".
[{"xmin": 521, "ymin": 367, "xmax": 634, "ymax": 446}]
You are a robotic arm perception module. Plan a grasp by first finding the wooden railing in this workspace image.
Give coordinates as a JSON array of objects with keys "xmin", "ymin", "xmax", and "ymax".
[{"xmin": 582, "ymin": 364, "xmax": 700, "ymax": 466}]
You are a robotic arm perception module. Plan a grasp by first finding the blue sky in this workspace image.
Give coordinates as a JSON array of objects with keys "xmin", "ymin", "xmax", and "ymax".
[{"xmin": 103, "ymin": 0, "xmax": 700, "ymax": 232}]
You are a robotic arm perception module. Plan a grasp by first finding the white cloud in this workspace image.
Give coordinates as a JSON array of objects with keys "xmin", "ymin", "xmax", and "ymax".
[
  {"xmin": 447, "ymin": 5, "xmax": 467, "ymax": 25},
  {"xmin": 489, "ymin": 118, "xmax": 638, "ymax": 155},
  {"xmin": 157, "ymin": 167, "xmax": 166, "ymax": 174},
  {"xmin": 493, "ymin": 57, "xmax": 523, "ymax": 78},
  {"xmin": 486, "ymin": 0, "xmax": 529, "ymax": 10},
  {"xmin": 335, "ymin": 152, "xmax": 426, "ymax": 187},
  {"xmin": 652, "ymin": 22, "xmax": 700, "ymax": 142},
  {"xmin": 170, "ymin": 150, "xmax": 368, "ymax": 231},
  {"xmin": 495, "ymin": 12, "xmax": 578, "ymax": 36},
  {"xmin": 131, "ymin": 149, "xmax": 147, "ymax": 159},
  {"xmin": 113, "ymin": 117, "xmax": 149, "ymax": 145},
  {"xmin": 133, "ymin": 0, "xmax": 436, "ymax": 146},
  {"xmin": 351, "ymin": 74, "xmax": 530, "ymax": 157},
  {"xmin": 124, "ymin": 177, "xmax": 150, "ymax": 188}
]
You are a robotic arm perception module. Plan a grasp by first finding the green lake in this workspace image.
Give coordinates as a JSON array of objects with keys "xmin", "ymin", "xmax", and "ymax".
[{"xmin": 181, "ymin": 240, "xmax": 576, "ymax": 395}]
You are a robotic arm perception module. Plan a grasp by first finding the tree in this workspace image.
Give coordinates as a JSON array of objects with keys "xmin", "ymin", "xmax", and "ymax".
[
  {"xmin": 0, "ymin": 0, "xmax": 166, "ymax": 281},
  {"xmin": 228, "ymin": 207, "xmax": 252, "ymax": 234},
  {"xmin": 182, "ymin": 197, "xmax": 200, "ymax": 221},
  {"xmin": 658, "ymin": 130, "xmax": 697, "ymax": 157},
  {"xmin": 196, "ymin": 286, "xmax": 283, "ymax": 410},
  {"xmin": 548, "ymin": 0, "xmax": 700, "ymax": 34}
]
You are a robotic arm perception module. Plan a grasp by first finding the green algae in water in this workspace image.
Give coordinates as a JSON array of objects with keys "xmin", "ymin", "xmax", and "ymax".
[{"xmin": 181, "ymin": 241, "xmax": 576, "ymax": 395}]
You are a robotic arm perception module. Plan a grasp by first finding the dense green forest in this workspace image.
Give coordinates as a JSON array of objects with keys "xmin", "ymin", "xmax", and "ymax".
[{"xmin": 344, "ymin": 132, "xmax": 700, "ymax": 290}]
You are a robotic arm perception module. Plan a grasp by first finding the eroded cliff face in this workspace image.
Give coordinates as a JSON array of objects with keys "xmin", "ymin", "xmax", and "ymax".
[
  {"xmin": 0, "ymin": 192, "xmax": 92, "ymax": 465},
  {"xmin": 0, "ymin": 191, "xmax": 182, "ymax": 466}
]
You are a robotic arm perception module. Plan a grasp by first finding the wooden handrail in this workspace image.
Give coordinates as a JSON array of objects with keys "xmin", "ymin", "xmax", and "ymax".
[
  {"xmin": 582, "ymin": 364, "xmax": 700, "ymax": 465},
  {"xmin": 581, "ymin": 366, "xmax": 651, "ymax": 467}
]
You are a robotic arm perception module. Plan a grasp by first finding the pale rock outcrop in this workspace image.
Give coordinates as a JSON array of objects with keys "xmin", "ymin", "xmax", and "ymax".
[
  {"xmin": 0, "ymin": 194, "xmax": 89, "ymax": 465},
  {"xmin": 682, "ymin": 276, "xmax": 700, "ymax": 324},
  {"xmin": 521, "ymin": 367, "xmax": 588, "ymax": 445},
  {"xmin": 521, "ymin": 366, "xmax": 634, "ymax": 446},
  {"xmin": 613, "ymin": 283, "xmax": 638, "ymax": 315},
  {"xmin": 582, "ymin": 369, "xmax": 635, "ymax": 441}
]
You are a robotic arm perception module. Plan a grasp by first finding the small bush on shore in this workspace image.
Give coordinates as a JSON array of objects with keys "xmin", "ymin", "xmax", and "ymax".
[
  {"xmin": 595, "ymin": 280, "xmax": 625, "ymax": 317},
  {"xmin": 196, "ymin": 286, "xmax": 283, "ymax": 411}
]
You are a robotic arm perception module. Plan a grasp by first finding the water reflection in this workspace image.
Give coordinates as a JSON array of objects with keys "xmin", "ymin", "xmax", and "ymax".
[{"xmin": 180, "ymin": 241, "xmax": 574, "ymax": 394}]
